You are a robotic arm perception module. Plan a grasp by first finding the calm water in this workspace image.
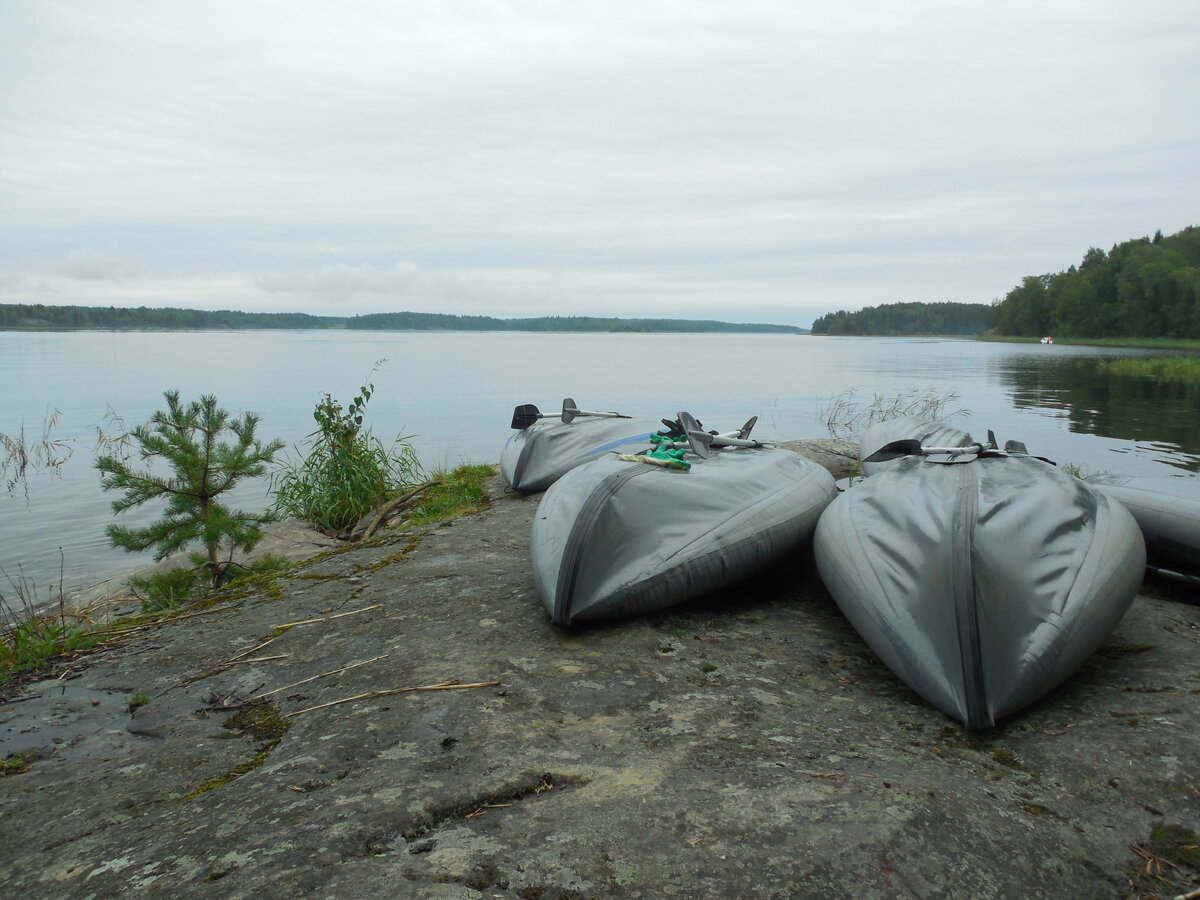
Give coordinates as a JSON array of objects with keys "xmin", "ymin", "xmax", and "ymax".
[{"xmin": 3, "ymin": 330, "xmax": 1198, "ymax": 602}]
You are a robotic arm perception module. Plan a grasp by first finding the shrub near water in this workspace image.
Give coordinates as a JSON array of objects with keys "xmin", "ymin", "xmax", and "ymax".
[
  {"xmin": 96, "ymin": 391, "xmax": 284, "ymax": 588},
  {"xmin": 1, "ymin": 573, "xmax": 99, "ymax": 678},
  {"xmin": 272, "ymin": 377, "xmax": 422, "ymax": 536}
]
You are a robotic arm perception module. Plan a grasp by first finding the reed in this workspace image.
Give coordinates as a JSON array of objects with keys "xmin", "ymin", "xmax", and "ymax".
[{"xmin": 1097, "ymin": 355, "xmax": 1200, "ymax": 383}]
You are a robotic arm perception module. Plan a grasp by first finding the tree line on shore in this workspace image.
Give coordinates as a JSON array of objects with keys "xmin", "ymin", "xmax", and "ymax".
[
  {"xmin": 809, "ymin": 301, "xmax": 991, "ymax": 336},
  {"xmin": 809, "ymin": 225, "xmax": 1199, "ymax": 339},
  {"xmin": 0, "ymin": 304, "xmax": 804, "ymax": 334},
  {"xmin": 986, "ymin": 225, "xmax": 1200, "ymax": 339}
]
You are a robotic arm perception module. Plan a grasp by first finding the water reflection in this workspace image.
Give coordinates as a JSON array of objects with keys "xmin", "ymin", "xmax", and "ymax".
[{"xmin": 998, "ymin": 356, "xmax": 1200, "ymax": 472}]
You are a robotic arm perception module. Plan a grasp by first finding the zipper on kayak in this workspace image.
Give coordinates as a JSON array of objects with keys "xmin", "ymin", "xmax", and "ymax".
[
  {"xmin": 952, "ymin": 463, "xmax": 990, "ymax": 729},
  {"xmin": 553, "ymin": 464, "xmax": 655, "ymax": 626}
]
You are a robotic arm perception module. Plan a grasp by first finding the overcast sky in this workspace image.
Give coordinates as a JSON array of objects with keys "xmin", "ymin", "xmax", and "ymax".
[{"xmin": 2, "ymin": 1, "xmax": 1197, "ymax": 327}]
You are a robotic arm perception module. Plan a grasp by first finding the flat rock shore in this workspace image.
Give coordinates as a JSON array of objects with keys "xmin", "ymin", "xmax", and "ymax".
[{"xmin": 2, "ymin": 439, "xmax": 1198, "ymax": 899}]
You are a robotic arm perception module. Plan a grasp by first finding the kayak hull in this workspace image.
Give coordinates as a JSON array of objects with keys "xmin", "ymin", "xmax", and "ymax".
[
  {"xmin": 815, "ymin": 455, "xmax": 1145, "ymax": 728},
  {"xmin": 533, "ymin": 449, "xmax": 837, "ymax": 626},
  {"xmin": 1084, "ymin": 473, "xmax": 1200, "ymax": 574},
  {"xmin": 500, "ymin": 416, "xmax": 661, "ymax": 493}
]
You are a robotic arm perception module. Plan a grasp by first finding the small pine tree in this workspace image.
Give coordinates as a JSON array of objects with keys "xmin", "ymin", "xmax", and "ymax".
[{"xmin": 96, "ymin": 391, "xmax": 284, "ymax": 587}]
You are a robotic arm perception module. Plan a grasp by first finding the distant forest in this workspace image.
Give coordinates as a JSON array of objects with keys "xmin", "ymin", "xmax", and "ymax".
[
  {"xmin": 0, "ymin": 304, "xmax": 805, "ymax": 335},
  {"xmin": 809, "ymin": 301, "xmax": 990, "ymax": 336},
  {"xmin": 344, "ymin": 312, "xmax": 805, "ymax": 333},
  {"xmin": 987, "ymin": 225, "xmax": 1200, "ymax": 339}
]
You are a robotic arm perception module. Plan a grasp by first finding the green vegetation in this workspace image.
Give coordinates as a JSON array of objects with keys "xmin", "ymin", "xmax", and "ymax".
[
  {"xmin": 272, "ymin": 374, "xmax": 422, "ymax": 536},
  {"xmin": 132, "ymin": 554, "xmax": 288, "ymax": 613},
  {"xmin": 96, "ymin": 391, "xmax": 285, "ymax": 588},
  {"xmin": 988, "ymin": 225, "xmax": 1200, "ymax": 339},
  {"xmin": 1, "ymin": 751, "xmax": 37, "ymax": 776},
  {"xmin": 0, "ymin": 613, "xmax": 100, "ymax": 676},
  {"xmin": 127, "ymin": 693, "xmax": 150, "ymax": 712},
  {"xmin": 0, "ymin": 303, "xmax": 805, "ymax": 334},
  {"xmin": 180, "ymin": 702, "xmax": 289, "ymax": 801},
  {"xmin": 2, "ymin": 567, "xmax": 102, "ymax": 678},
  {"xmin": 1097, "ymin": 355, "xmax": 1200, "ymax": 383},
  {"xmin": 0, "ymin": 304, "xmax": 337, "ymax": 330},
  {"xmin": 405, "ymin": 464, "xmax": 496, "ymax": 526},
  {"xmin": 810, "ymin": 302, "xmax": 990, "ymax": 336},
  {"xmin": 2, "ymin": 377, "xmax": 495, "ymax": 684}
]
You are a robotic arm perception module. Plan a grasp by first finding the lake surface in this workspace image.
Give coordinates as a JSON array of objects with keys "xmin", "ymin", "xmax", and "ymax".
[{"xmin": 3, "ymin": 330, "xmax": 1198, "ymax": 605}]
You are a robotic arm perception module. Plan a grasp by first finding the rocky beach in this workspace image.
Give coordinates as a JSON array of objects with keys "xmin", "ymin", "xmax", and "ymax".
[{"xmin": 1, "ymin": 440, "xmax": 1198, "ymax": 899}]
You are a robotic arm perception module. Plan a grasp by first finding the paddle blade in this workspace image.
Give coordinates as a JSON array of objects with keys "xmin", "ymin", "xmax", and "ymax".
[
  {"xmin": 560, "ymin": 398, "xmax": 578, "ymax": 424},
  {"xmin": 511, "ymin": 404, "xmax": 542, "ymax": 430},
  {"xmin": 738, "ymin": 416, "xmax": 758, "ymax": 440},
  {"xmin": 862, "ymin": 439, "xmax": 923, "ymax": 463},
  {"xmin": 678, "ymin": 411, "xmax": 712, "ymax": 459}
]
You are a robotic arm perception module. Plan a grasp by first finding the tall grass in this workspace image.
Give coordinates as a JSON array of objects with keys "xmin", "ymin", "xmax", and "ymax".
[
  {"xmin": 1097, "ymin": 355, "xmax": 1200, "ymax": 383},
  {"xmin": 271, "ymin": 375, "xmax": 423, "ymax": 536},
  {"xmin": 818, "ymin": 388, "xmax": 967, "ymax": 442}
]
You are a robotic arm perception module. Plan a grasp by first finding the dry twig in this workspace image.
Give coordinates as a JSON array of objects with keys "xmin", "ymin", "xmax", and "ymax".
[
  {"xmin": 247, "ymin": 653, "xmax": 390, "ymax": 700},
  {"xmin": 95, "ymin": 604, "xmax": 239, "ymax": 637},
  {"xmin": 285, "ymin": 679, "xmax": 501, "ymax": 718},
  {"xmin": 357, "ymin": 480, "xmax": 434, "ymax": 540},
  {"xmin": 227, "ymin": 636, "xmax": 276, "ymax": 662},
  {"xmin": 273, "ymin": 604, "xmax": 381, "ymax": 631}
]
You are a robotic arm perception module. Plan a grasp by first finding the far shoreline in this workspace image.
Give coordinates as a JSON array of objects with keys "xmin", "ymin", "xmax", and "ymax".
[{"xmin": 806, "ymin": 333, "xmax": 1200, "ymax": 351}]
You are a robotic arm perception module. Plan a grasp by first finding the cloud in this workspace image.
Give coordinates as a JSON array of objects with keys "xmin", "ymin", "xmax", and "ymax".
[
  {"xmin": 1, "ymin": 2, "xmax": 1197, "ymax": 325},
  {"xmin": 257, "ymin": 262, "xmax": 421, "ymax": 298},
  {"xmin": 60, "ymin": 248, "xmax": 137, "ymax": 281}
]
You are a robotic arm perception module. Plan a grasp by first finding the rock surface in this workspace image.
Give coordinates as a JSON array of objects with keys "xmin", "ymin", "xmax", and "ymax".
[{"xmin": 2, "ymin": 439, "xmax": 1198, "ymax": 899}]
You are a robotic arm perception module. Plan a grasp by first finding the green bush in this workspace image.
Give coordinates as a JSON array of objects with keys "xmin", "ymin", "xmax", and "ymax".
[
  {"xmin": 1, "ymin": 616, "xmax": 98, "ymax": 676},
  {"xmin": 272, "ymin": 377, "xmax": 422, "ymax": 535},
  {"xmin": 131, "ymin": 566, "xmax": 205, "ymax": 613},
  {"xmin": 96, "ymin": 391, "xmax": 284, "ymax": 588}
]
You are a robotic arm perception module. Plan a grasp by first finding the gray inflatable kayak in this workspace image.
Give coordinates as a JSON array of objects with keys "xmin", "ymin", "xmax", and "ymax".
[
  {"xmin": 816, "ymin": 437, "xmax": 1145, "ymax": 729},
  {"xmin": 859, "ymin": 416, "xmax": 973, "ymax": 476},
  {"xmin": 501, "ymin": 399, "xmax": 663, "ymax": 493},
  {"xmin": 1084, "ymin": 473, "xmax": 1200, "ymax": 576},
  {"xmin": 532, "ymin": 417, "xmax": 837, "ymax": 626}
]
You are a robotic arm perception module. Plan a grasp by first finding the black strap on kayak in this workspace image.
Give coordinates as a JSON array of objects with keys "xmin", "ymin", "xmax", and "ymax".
[{"xmin": 952, "ymin": 463, "xmax": 992, "ymax": 730}]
